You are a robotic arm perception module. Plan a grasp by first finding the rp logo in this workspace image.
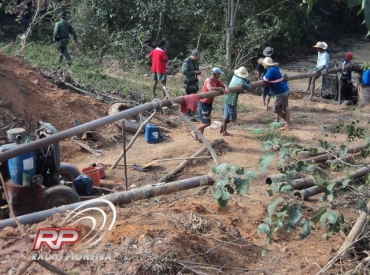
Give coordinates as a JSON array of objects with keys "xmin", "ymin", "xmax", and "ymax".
[{"xmin": 32, "ymin": 228, "xmax": 80, "ymax": 251}]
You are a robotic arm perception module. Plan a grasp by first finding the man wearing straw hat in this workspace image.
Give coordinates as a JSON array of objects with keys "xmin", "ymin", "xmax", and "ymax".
[
  {"xmin": 221, "ymin": 66, "xmax": 252, "ymax": 136},
  {"xmin": 304, "ymin": 41, "xmax": 329, "ymax": 100},
  {"xmin": 262, "ymin": 57, "xmax": 291, "ymax": 131}
]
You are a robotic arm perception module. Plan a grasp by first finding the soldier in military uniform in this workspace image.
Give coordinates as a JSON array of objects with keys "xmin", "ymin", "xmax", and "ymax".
[
  {"xmin": 182, "ymin": 49, "xmax": 201, "ymax": 117},
  {"xmin": 53, "ymin": 12, "xmax": 77, "ymax": 65}
]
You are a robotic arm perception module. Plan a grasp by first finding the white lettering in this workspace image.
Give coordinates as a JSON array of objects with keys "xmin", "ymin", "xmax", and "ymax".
[
  {"xmin": 31, "ymin": 253, "xmax": 37, "ymax": 260},
  {"xmin": 54, "ymin": 253, "xmax": 63, "ymax": 261}
]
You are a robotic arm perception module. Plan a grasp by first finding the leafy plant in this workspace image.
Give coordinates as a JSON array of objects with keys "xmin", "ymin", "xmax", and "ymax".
[
  {"xmin": 360, "ymin": 62, "xmax": 370, "ymax": 71},
  {"xmin": 211, "ymin": 163, "xmax": 258, "ymax": 207},
  {"xmin": 256, "ymin": 128, "xmax": 300, "ymax": 144}
]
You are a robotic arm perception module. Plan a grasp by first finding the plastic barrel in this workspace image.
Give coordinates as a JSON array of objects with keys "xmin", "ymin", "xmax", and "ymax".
[
  {"xmin": 8, "ymin": 150, "xmax": 35, "ymax": 185},
  {"xmin": 362, "ymin": 70, "xmax": 370, "ymax": 86},
  {"xmin": 145, "ymin": 124, "xmax": 160, "ymax": 143}
]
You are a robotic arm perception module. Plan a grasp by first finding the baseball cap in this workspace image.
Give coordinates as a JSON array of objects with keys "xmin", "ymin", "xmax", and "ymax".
[
  {"xmin": 211, "ymin": 67, "xmax": 224, "ymax": 75},
  {"xmin": 191, "ymin": 49, "xmax": 200, "ymax": 58}
]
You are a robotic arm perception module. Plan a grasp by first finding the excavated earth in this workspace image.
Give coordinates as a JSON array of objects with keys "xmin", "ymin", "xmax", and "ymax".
[{"xmin": 0, "ymin": 46, "xmax": 370, "ymax": 275}]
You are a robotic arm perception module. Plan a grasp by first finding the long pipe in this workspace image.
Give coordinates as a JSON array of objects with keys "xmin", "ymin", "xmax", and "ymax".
[
  {"xmin": 0, "ymin": 174, "xmax": 214, "ymax": 228},
  {"xmin": 294, "ymin": 167, "xmax": 370, "ymax": 200},
  {"xmin": 0, "ymin": 64, "xmax": 361, "ymax": 164}
]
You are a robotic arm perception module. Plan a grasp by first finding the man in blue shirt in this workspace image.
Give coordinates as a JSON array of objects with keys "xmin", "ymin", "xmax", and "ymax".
[
  {"xmin": 221, "ymin": 67, "xmax": 252, "ymax": 135},
  {"xmin": 262, "ymin": 57, "xmax": 291, "ymax": 131},
  {"xmin": 304, "ymin": 42, "xmax": 330, "ymax": 100}
]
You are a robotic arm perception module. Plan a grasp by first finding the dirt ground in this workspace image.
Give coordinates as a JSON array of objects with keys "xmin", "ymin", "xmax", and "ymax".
[{"xmin": 0, "ymin": 44, "xmax": 370, "ymax": 275}]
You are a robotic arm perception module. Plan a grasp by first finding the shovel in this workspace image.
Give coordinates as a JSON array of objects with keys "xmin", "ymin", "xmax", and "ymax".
[{"xmin": 141, "ymin": 156, "xmax": 212, "ymax": 169}]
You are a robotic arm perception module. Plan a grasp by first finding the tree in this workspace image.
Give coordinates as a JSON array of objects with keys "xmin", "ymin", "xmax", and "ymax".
[
  {"xmin": 225, "ymin": 0, "xmax": 239, "ymax": 68},
  {"xmin": 302, "ymin": 0, "xmax": 370, "ymax": 35}
]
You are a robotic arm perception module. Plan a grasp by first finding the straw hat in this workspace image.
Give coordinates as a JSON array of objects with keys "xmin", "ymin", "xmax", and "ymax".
[
  {"xmin": 313, "ymin": 42, "xmax": 328, "ymax": 50},
  {"xmin": 262, "ymin": 57, "xmax": 279, "ymax": 67},
  {"xmin": 234, "ymin": 66, "xmax": 249, "ymax": 78}
]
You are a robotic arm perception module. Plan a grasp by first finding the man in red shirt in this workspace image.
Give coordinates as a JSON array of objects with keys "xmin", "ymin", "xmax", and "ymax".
[
  {"xmin": 147, "ymin": 40, "xmax": 168, "ymax": 98},
  {"xmin": 190, "ymin": 67, "xmax": 230, "ymax": 141}
]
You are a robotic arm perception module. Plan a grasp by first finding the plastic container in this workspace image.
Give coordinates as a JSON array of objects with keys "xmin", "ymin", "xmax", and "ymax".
[
  {"xmin": 252, "ymin": 128, "xmax": 263, "ymax": 134},
  {"xmin": 73, "ymin": 174, "xmax": 93, "ymax": 196},
  {"xmin": 82, "ymin": 166, "xmax": 101, "ymax": 187},
  {"xmin": 8, "ymin": 150, "xmax": 35, "ymax": 185},
  {"xmin": 362, "ymin": 70, "xmax": 370, "ymax": 86},
  {"xmin": 92, "ymin": 163, "xmax": 106, "ymax": 179},
  {"xmin": 145, "ymin": 123, "xmax": 160, "ymax": 144},
  {"xmin": 271, "ymin": 122, "xmax": 281, "ymax": 129}
]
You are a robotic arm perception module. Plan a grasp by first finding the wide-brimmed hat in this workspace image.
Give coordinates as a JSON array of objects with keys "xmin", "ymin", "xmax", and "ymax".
[
  {"xmin": 313, "ymin": 42, "xmax": 328, "ymax": 50},
  {"xmin": 262, "ymin": 57, "xmax": 279, "ymax": 67},
  {"xmin": 263, "ymin": 47, "xmax": 273, "ymax": 57},
  {"xmin": 191, "ymin": 49, "xmax": 200, "ymax": 59},
  {"xmin": 211, "ymin": 67, "xmax": 224, "ymax": 75},
  {"xmin": 234, "ymin": 66, "xmax": 249, "ymax": 78}
]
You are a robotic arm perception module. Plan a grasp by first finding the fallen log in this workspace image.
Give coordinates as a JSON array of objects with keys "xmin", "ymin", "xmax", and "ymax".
[
  {"xmin": 293, "ymin": 166, "xmax": 370, "ymax": 200},
  {"xmin": 158, "ymin": 139, "xmax": 225, "ymax": 183},
  {"xmin": 62, "ymin": 82, "xmax": 94, "ymax": 97},
  {"xmin": 152, "ymin": 114, "xmax": 179, "ymax": 127},
  {"xmin": 0, "ymin": 174, "xmax": 214, "ymax": 228},
  {"xmin": 336, "ymin": 200, "xmax": 370, "ymax": 260}
]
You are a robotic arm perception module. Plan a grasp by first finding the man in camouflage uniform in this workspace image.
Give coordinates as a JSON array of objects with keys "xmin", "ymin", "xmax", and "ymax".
[
  {"xmin": 182, "ymin": 49, "xmax": 201, "ymax": 117},
  {"xmin": 53, "ymin": 12, "xmax": 77, "ymax": 65}
]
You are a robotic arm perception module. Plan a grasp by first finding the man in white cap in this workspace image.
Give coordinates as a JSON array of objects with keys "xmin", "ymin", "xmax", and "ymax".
[
  {"xmin": 190, "ymin": 67, "xmax": 230, "ymax": 141},
  {"xmin": 221, "ymin": 66, "xmax": 252, "ymax": 136},
  {"xmin": 256, "ymin": 47, "xmax": 274, "ymax": 109},
  {"xmin": 304, "ymin": 41, "xmax": 329, "ymax": 100},
  {"xmin": 262, "ymin": 57, "xmax": 291, "ymax": 131}
]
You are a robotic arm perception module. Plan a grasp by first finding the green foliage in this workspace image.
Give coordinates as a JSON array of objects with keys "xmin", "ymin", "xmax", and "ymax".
[
  {"xmin": 360, "ymin": 62, "xmax": 370, "ymax": 71},
  {"xmin": 256, "ymin": 128, "xmax": 300, "ymax": 144},
  {"xmin": 211, "ymin": 163, "xmax": 258, "ymax": 207}
]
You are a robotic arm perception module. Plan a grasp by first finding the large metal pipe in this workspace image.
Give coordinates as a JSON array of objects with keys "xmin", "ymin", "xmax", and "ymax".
[
  {"xmin": 0, "ymin": 174, "xmax": 214, "ymax": 228},
  {"xmin": 0, "ymin": 64, "xmax": 361, "ymax": 164},
  {"xmin": 294, "ymin": 167, "xmax": 370, "ymax": 200}
]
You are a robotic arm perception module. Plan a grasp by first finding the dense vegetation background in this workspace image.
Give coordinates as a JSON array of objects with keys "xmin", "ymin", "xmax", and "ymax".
[{"xmin": 0, "ymin": 0, "xmax": 368, "ymax": 94}]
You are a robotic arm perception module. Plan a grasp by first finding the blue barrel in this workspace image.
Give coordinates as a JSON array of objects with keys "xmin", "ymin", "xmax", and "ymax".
[
  {"xmin": 8, "ymin": 150, "xmax": 35, "ymax": 185},
  {"xmin": 73, "ymin": 174, "xmax": 93, "ymax": 196},
  {"xmin": 362, "ymin": 70, "xmax": 370, "ymax": 86},
  {"xmin": 145, "ymin": 124, "xmax": 160, "ymax": 143}
]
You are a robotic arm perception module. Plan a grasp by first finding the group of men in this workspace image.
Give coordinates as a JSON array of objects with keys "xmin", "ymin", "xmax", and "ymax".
[
  {"xmin": 53, "ymin": 13, "xmax": 337, "ymax": 138},
  {"xmin": 146, "ymin": 41, "xmax": 292, "ymax": 141}
]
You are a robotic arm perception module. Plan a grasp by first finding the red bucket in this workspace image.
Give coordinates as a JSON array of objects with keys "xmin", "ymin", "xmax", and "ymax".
[{"xmin": 81, "ymin": 167, "xmax": 100, "ymax": 187}]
